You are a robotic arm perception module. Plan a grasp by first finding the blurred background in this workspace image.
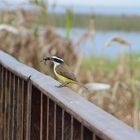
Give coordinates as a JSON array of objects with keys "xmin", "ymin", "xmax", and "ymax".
[{"xmin": 0, "ymin": 0, "xmax": 140, "ymax": 130}]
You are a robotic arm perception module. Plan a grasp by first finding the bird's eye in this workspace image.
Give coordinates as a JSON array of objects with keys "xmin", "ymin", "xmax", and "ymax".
[{"xmin": 53, "ymin": 58, "xmax": 63, "ymax": 63}]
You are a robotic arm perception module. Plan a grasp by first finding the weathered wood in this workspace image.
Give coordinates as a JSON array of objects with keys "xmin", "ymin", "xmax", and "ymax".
[
  {"xmin": 1, "ymin": 50, "xmax": 140, "ymax": 140},
  {"xmin": 26, "ymin": 78, "xmax": 32, "ymax": 140}
]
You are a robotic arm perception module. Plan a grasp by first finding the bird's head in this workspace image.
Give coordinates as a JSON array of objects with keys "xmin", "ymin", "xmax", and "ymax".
[{"xmin": 42, "ymin": 56, "xmax": 64, "ymax": 66}]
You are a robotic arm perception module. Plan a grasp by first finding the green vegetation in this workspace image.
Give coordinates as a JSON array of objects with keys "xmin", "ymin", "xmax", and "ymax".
[
  {"xmin": 82, "ymin": 53, "xmax": 140, "ymax": 72},
  {"xmin": 65, "ymin": 9, "xmax": 73, "ymax": 38},
  {"xmin": 82, "ymin": 56, "xmax": 119, "ymax": 72},
  {"xmin": 48, "ymin": 13, "xmax": 140, "ymax": 31}
]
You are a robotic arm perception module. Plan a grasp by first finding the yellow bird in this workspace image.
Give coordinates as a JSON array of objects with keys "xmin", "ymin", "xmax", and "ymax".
[{"xmin": 42, "ymin": 56, "xmax": 78, "ymax": 88}]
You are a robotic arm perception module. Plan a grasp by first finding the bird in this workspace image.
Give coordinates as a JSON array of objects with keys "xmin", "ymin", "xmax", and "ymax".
[{"xmin": 41, "ymin": 56, "xmax": 86, "ymax": 88}]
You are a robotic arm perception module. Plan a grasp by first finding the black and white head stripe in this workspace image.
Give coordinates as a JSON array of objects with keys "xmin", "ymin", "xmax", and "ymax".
[{"xmin": 51, "ymin": 56, "xmax": 64, "ymax": 63}]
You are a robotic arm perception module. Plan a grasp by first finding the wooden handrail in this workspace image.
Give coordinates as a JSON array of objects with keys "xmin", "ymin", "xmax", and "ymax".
[{"xmin": 0, "ymin": 50, "xmax": 140, "ymax": 140}]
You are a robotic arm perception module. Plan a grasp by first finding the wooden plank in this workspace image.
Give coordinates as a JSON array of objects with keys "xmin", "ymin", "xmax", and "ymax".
[
  {"xmin": 21, "ymin": 80, "xmax": 24, "ymax": 140},
  {"xmin": 0, "ymin": 66, "xmax": 4, "ymax": 139},
  {"xmin": 26, "ymin": 79, "xmax": 32, "ymax": 140},
  {"xmin": 1, "ymin": 50, "xmax": 140, "ymax": 140},
  {"xmin": 0, "ymin": 65, "xmax": 2, "ymax": 138},
  {"xmin": 16, "ymin": 77, "xmax": 20, "ymax": 140},
  {"xmin": 40, "ymin": 93, "xmax": 43, "ymax": 140},
  {"xmin": 16, "ymin": 78, "xmax": 24, "ymax": 140},
  {"xmin": 46, "ymin": 97, "xmax": 49, "ymax": 140},
  {"xmin": 4, "ymin": 69, "xmax": 8, "ymax": 140},
  {"xmin": 23, "ymin": 81, "xmax": 27, "ymax": 140},
  {"xmin": 9, "ymin": 73, "xmax": 14, "ymax": 140},
  {"xmin": 11, "ymin": 75, "xmax": 17, "ymax": 140},
  {"xmin": 54, "ymin": 103, "xmax": 56, "ymax": 140},
  {"xmin": 7, "ymin": 72, "xmax": 12, "ymax": 140}
]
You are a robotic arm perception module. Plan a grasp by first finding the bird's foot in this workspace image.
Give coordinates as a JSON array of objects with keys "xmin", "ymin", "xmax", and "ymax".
[{"xmin": 55, "ymin": 83, "xmax": 68, "ymax": 88}]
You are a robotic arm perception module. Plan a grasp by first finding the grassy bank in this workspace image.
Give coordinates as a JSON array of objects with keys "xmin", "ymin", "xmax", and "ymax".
[{"xmin": 48, "ymin": 13, "xmax": 140, "ymax": 31}]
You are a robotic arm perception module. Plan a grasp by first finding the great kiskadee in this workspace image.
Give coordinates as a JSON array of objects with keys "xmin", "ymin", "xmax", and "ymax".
[{"xmin": 42, "ymin": 56, "xmax": 79, "ymax": 88}]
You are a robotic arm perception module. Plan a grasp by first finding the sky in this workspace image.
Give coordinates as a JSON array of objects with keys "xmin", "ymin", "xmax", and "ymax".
[
  {"xmin": 3, "ymin": 0, "xmax": 140, "ymax": 7},
  {"xmin": 48, "ymin": 0, "xmax": 140, "ymax": 7}
]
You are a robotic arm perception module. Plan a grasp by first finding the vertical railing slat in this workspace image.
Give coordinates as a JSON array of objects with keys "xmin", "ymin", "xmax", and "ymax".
[
  {"xmin": 0, "ymin": 66, "xmax": 4, "ymax": 139},
  {"xmin": 16, "ymin": 77, "xmax": 23, "ymax": 140},
  {"xmin": 26, "ymin": 79, "xmax": 32, "ymax": 140},
  {"xmin": 11, "ymin": 75, "xmax": 16, "ymax": 140},
  {"xmin": 54, "ymin": 103, "xmax": 57, "ymax": 140},
  {"xmin": 16, "ymin": 77, "xmax": 20, "ymax": 140},
  {"xmin": 4, "ymin": 69, "xmax": 8, "ymax": 140},
  {"xmin": 46, "ymin": 97, "xmax": 49, "ymax": 140},
  {"xmin": 92, "ymin": 134, "xmax": 96, "ymax": 140},
  {"xmin": 0, "ymin": 65, "xmax": 2, "ymax": 138},
  {"xmin": 21, "ymin": 79, "xmax": 24, "ymax": 140},
  {"xmin": 81, "ymin": 125, "xmax": 84, "ymax": 140},
  {"xmin": 4, "ymin": 70, "xmax": 10, "ymax": 140},
  {"xmin": 7, "ymin": 72, "xmax": 11, "ymax": 140},
  {"xmin": 23, "ymin": 81, "xmax": 27, "ymax": 140},
  {"xmin": 42, "ymin": 95, "xmax": 48, "ymax": 140},
  {"xmin": 40, "ymin": 92, "xmax": 43, "ymax": 140},
  {"xmin": 9, "ymin": 73, "xmax": 14, "ymax": 140}
]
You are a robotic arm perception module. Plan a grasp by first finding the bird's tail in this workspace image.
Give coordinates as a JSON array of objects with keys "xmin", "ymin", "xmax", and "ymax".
[{"xmin": 73, "ymin": 81, "xmax": 89, "ymax": 91}]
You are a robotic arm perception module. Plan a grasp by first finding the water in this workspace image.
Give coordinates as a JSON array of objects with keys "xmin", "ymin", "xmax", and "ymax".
[{"xmin": 56, "ymin": 28, "xmax": 140, "ymax": 57}]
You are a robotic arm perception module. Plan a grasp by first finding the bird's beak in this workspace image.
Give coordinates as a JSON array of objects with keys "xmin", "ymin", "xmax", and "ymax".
[{"xmin": 40, "ymin": 57, "xmax": 51, "ymax": 62}]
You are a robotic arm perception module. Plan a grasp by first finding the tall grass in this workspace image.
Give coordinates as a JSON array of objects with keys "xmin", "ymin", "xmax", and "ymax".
[{"xmin": 65, "ymin": 9, "xmax": 73, "ymax": 38}]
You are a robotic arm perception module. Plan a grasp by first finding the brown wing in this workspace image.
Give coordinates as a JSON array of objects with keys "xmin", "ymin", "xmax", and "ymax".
[{"xmin": 55, "ymin": 64, "xmax": 77, "ymax": 81}]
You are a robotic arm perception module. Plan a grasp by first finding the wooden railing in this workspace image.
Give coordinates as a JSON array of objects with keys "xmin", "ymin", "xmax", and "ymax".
[{"xmin": 0, "ymin": 50, "xmax": 140, "ymax": 140}]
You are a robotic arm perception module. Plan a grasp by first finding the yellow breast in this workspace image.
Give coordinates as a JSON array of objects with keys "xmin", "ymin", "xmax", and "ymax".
[{"xmin": 54, "ymin": 66, "xmax": 74, "ymax": 84}]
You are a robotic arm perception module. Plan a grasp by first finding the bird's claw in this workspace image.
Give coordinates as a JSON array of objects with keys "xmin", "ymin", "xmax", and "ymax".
[{"xmin": 55, "ymin": 84, "xmax": 66, "ymax": 88}]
